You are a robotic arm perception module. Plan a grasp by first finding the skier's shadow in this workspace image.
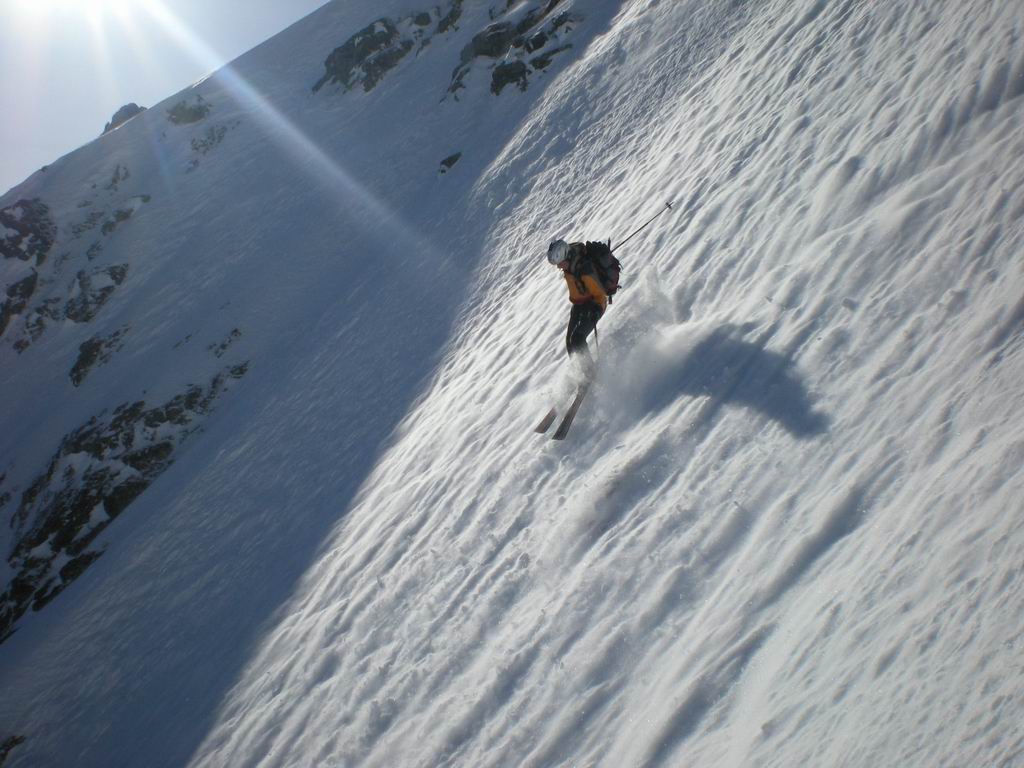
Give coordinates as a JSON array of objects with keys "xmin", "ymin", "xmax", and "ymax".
[{"xmin": 633, "ymin": 323, "xmax": 829, "ymax": 438}]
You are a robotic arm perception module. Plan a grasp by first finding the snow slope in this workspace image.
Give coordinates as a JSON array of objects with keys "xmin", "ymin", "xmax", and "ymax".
[{"xmin": 2, "ymin": 0, "xmax": 1024, "ymax": 766}]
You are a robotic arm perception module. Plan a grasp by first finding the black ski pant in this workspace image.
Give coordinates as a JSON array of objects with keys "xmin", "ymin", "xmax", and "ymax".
[{"xmin": 566, "ymin": 302, "xmax": 603, "ymax": 358}]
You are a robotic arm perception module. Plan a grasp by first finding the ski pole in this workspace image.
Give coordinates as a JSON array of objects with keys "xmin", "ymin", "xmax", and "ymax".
[{"xmin": 612, "ymin": 201, "xmax": 673, "ymax": 253}]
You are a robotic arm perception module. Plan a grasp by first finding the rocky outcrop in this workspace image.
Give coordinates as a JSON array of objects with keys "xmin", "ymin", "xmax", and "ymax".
[
  {"xmin": 71, "ymin": 189, "xmax": 148, "ymax": 243},
  {"xmin": 167, "ymin": 95, "xmax": 211, "ymax": 125},
  {"xmin": 313, "ymin": 18, "xmax": 414, "ymax": 93},
  {"xmin": 311, "ymin": 1, "xmax": 574, "ymax": 99},
  {"xmin": 208, "ymin": 328, "xmax": 242, "ymax": 358},
  {"xmin": 191, "ymin": 124, "xmax": 230, "ymax": 155},
  {"xmin": 106, "ymin": 164, "xmax": 131, "ymax": 192},
  {"xmin": 12, "ymin": 298, "xmax": 62, "ymax": 353},
  {"xmin": 0, "ymin": 474, "xmax": 10, "ymax": 512},
  {"xmin": 0, "ymin": 364, "xmax": 249, "ymax": 643},
  {"xmin": 70, "ymin": 327, "xmax": 129, "ymax": 386},
  {"xmin": 72, "ymin": 210, "xmax": 106, "ymax": 239},
  {"xmin": 491, "ymin": 61, "xmax": 529, "ymax": 95},
  {"xmin": 439, "ymin": 152, "xmax": 462, "ymax": 173},
  {"xmin": 103, "ymin": 103, "xmax": 146, "ymax": 134},
  {"xmin": 436, "ymin": 0, "xmax": 464, "ymax": 34},
  {"xmin": 447, "ymin": 1, "xmax": 579, "ymax": 98},
  {"xmin": 64, "ymin": 265, "xmax": 129, "ymax": 324},
  {"xmin": 187, "ymin": 121, "xmax": 240, "ymax": 173},
  {"xmin": 312, "ymin": 2, "xmax": 464, "ymax": 94},
  {"xmin": 100, "ymin": 209, "xmax": 133, "ymax": 236},
  {"xmin": 3, "ymin": 184, "xmax": 150, "ymax": 352},
  {"xmin": 97, "ymin": 194, "xmax": 149, "ymax": 236},
  {"xmin": 5, "ymin": 260, "xmax": 128, "ymax": 352},
  {"xmin": 0, "ymin": 272, "xmax": 38, "ymax": 337},
  {"xmin": 0, "ymin": 736, "xmax": 26, "ymax": 767},
  {"xmin": 0, "ymin": 199, "xmax": 56, "ymax": 265}
]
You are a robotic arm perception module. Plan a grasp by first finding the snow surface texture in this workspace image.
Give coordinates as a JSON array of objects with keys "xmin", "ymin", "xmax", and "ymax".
[{"xmin": 2, "ymin": 0, "xmax": 1023, "ymax": 765}]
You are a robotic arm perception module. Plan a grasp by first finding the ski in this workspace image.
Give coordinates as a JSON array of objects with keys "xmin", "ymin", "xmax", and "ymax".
[
  {"xmin": 534, "ymin": 407, "xmax": 558, "ymax": 433},
  {"xmin": 552, "ymin": 384, "xmax": 590, "ymax": 440}
]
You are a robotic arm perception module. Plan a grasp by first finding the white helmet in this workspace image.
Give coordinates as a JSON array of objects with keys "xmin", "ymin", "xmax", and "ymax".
[{"xmin": 547, "ymin": 239, "xmax": 570, "ymax": 264}]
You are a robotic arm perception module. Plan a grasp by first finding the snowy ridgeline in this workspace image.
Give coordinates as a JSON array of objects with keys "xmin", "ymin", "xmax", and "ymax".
[{"xmin": 2, "ymin": 0, "xmax": 1024, "ymax": 766}]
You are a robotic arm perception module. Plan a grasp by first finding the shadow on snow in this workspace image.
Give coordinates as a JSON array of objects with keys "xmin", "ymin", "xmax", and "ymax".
[{"xmin": 631, "ymin": 323, "xmax": 829, "ymax": 438}]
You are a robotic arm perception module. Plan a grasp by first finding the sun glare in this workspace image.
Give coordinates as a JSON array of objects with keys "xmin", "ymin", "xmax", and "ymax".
[
  {"xmin": 13, "ymin": 0, "xmax": 138, "ymax": 21},
  {"xmin": 8, "ymin": 0, "xmax": 440, "ymax": 264}
]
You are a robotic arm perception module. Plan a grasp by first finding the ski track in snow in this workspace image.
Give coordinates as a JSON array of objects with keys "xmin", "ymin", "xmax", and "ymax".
[{"xmin": 2, "ymin": 0, "xmax": 1024, "ymax": 766}]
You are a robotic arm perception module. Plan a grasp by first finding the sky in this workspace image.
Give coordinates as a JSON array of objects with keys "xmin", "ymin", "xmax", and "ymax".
[{"xmin": 0, "ymin": 0, "xmax": 329, "ymax": 196}]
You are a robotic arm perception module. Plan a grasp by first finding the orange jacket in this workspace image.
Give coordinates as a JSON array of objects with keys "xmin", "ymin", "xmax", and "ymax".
[{"xmin": 563, "ymin": 270, "xmax": 608, "ymax": 311}]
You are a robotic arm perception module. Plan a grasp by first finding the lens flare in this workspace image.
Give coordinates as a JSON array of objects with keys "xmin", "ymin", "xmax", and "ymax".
[
  {"xmin": 12, "ymin": 0, "xmax": 135, "ymax": 20},
  {"xmin": 137, "ymin": 0, "xmax": 441, "ymax": 263}
]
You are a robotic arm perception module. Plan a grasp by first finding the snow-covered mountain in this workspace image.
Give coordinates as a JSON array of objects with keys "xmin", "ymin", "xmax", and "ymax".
[{"xmin": 2, "ymin": 0, "xmax": 1023, "ymax": 765}]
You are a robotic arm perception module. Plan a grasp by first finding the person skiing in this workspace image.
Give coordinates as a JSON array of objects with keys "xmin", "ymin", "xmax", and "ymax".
[
  {"xmin": 547, "ymin": 239, "xmax": 609, "ymax": 378},
  {"xmin": 537, "ymin": 206, "xmax": 668, "ymax": 439}
]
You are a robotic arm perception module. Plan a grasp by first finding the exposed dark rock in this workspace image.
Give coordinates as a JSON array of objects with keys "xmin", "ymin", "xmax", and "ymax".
[
  {"xmin": 440, "ymin": 152, "xmax": 462, "ymax": 173},
  {"xmin": 5, "ymin": 271, "xmax": 37, "ymax": 302},
  {"xmin": 365, "ymin": 41, "xmax": 415, "ymax": 90},
  {"xmin": 17, "ymin": 297, "xmax": 63, "ymax": 349},
  {"xmin": 0, "ymin": 365, "xmax": 249, "ymax": 642},
  {"xmin": 103, "ymin": 103, "xmax": 146, "ymax": 134},
  {"xmin": 70, "ymin": 327, "xmax": 129, "ymax": 386},
  {"xmin": 191, "ymin": 124, "xmax": 230, "ymax": 155},
  {"xmin": 0, "ymin": 271, "xmax": 38, "ymax": 337},
  {"xmin": 167, "ymin": 96, "xmax": 211, "ymax": 125},
  {"xmin": 111, "ymin": 196, "xmax": 150, "ymax": 236},
  {"xmin": 0, "ymin": 199, "xmax": 56, "ymax": 264},
  {"xmin": 491, "ymin": 61, "xmax": 529, "ymax": 95},
  {"xmin": 101, "ymin": 209, "xmax": 133, "ymax": 235},
  {"xmin": 72, "ymin": 210, "xmax": 105, "ymax": 239},
  {"xmin": 465, "ymin": 22, "xmax": 517, "ymax": 60},
  {"xmin": 530, "ymin": 44, "xmax": 573, "ymax": 71},
  {"xmin": 6, "ymin": 191, "xmax": 143, "ymax": 351},
  {"xmin": 33, "ymin": 551, "xmax": 104, "ymax": 610},
  {"xmin": 106, "ymin": 164, "xmax": 130, "ymax": 191},
  {"xmin": 313, "ymin": 18, "xmax": 413, "ymax": 93},
  {"xmin": 436, "ymin": 0, "xmax": 463, "ymax": 34},
  {"xmin": 64, "ymin": 265, "xmax": 129, "ymax": 323},
  {"xmin": 123, "ymin": 443, "xmax": 175, "ymax": 475},
  {"xmin": 0, "ymin": 735, "xmax": 26, "ymax": 767},
  {"xmin": 189, "ymin": 121, "xmax": 241, "ymax": 170},
  {"xmin": 525, "ymin": 31, "xmax": 549, "ymax": 53},
  {"xmin": 446, "ymin": 1, "xmax": 580, "ymax": 98},
  {"xmin": 208, "ymin": 328, "xmax": 242, "ymax": 358},
  {"xmin": 102, "ymin": 476, "xmax": 151, "ymax": 518},
  {"xmin": 313, "ymin": 3, "xmax": 467, "ymax": 95},
  {"xmin": 58, "ymin": 551, "xmax": 105, "ymax": 588}
]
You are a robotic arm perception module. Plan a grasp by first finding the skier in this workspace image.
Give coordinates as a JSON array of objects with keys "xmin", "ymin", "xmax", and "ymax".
[
  {"xmin": 538, "ymin": 206, "xmax": 668, "ymax": 439},
  {"xmin": 547, "ymin": 239, "xmax": 609, "ymax": 379},
  {"xmin": 535, "ymin": 238, "xmax": 614, "ymax": 438}
]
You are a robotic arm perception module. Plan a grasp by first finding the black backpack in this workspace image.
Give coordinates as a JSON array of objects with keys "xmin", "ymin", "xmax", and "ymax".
[{"xmin": 584, "ymin": 241, "xmax": 621, "ymax": 300}]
